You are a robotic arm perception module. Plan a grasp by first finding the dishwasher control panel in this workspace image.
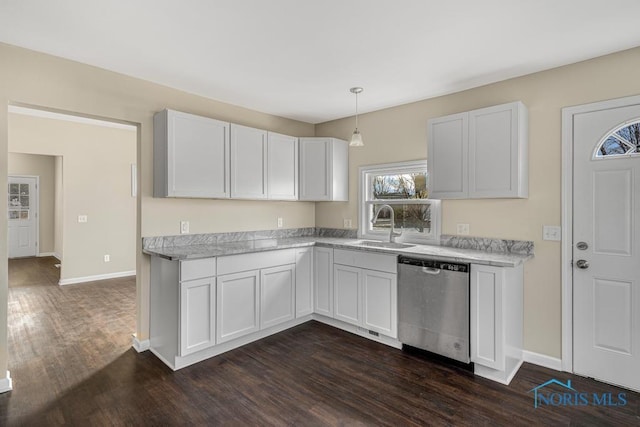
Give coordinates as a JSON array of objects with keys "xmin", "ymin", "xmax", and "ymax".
[{"xmin": 398, "ymin": 256, "xmax": 469, "ymax": 273}]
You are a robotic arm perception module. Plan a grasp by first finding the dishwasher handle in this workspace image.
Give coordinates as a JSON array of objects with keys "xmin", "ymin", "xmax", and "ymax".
[{"xmin": 421, "ymin": 267, "xmax": 441, "ymax": 275}]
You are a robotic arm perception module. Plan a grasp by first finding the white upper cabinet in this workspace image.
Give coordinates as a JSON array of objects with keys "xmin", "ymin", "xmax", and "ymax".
[
  {"xmin": 299, "ymin": 138, "xmax": 348, "ymax": 201},
  {"xmin": 267, "ymin": 132, "xmax": 298, "ymax": 200},
  {"xmin": 428, "ymin": 101, "xmax": 528, "ymax": 199},
  {"xmin": 154, "ymin": 109, "xmax": 230, "ymax": 198},
  {"xmin": 427, "ymin": 112, "xmax": 469, "ymax": 199},
  {"xmin": 230, "ymin": 124, "xmax": 268, "ymax": 199}
]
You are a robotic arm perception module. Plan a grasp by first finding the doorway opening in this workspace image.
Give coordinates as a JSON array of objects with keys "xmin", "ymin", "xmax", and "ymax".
[{"xmin": 5, "ymin": 104, "xmax": 140, "ymax": 397}]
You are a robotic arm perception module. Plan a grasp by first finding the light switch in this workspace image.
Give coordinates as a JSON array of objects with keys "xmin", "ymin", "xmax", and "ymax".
[
  {"xmin": 78, "ymin": 215, "xmax": 88, "ymax": 223},
  {"xmin": 543, "ymin": 225, "xmax": 561, "ymax": 241},
  {"xmin": 277, "ymin": 217, "xmax": 283, "ymax": 228}
]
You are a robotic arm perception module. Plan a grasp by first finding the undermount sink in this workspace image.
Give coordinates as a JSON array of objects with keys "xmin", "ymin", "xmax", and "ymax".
[{"xmin": 348, "ymin": 240, "xmax": 416, "ymax": 249}]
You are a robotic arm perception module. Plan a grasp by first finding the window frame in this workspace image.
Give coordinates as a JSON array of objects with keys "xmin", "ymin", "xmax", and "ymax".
[{"xmin": 358, "ymin": 160, "xmax": 441, "ymax": 244}]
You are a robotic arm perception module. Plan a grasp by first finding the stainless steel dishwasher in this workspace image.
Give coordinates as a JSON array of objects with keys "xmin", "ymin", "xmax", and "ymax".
[{"xmin": 397, "ymin": 255, "xmax": 470, "ymax": 364}]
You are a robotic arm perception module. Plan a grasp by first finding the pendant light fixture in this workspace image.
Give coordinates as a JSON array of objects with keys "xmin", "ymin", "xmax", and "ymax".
[{"xmin": 349, "ymin": 87, "xmax": 364, "ymax": 147}]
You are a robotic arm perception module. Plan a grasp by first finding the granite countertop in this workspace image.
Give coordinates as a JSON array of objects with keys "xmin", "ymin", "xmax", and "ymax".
[{"xmin": 143, "ymin": 236, "xmax": 532, "ymax": 267}]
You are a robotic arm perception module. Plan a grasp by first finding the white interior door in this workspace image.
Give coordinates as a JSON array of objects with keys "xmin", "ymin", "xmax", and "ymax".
[
  {"xmin": 573, "ymin": 103, "xmax": 640, "ymax": 391},
  {"xmin": 8, "ymin": 176, "xmax": 38, "ymax": 258}
]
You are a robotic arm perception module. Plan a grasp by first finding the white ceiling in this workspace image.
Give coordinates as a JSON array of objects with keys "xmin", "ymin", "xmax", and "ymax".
[{"xmin": 2, "ymin": 1, "xmax": 640, "ymax": 124}]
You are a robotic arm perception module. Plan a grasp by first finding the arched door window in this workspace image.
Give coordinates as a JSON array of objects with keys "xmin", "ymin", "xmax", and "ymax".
[{"xmin": 594, "ymin": 120, "xmax": 640, "ymax": 158}]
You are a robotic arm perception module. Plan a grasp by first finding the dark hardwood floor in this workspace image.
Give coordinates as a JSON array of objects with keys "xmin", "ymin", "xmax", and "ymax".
[{"xmin": 1, "ymin": 257, "xmax": 638, "ymax": 426}]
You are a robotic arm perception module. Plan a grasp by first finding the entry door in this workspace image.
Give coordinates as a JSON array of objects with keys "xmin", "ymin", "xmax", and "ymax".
[
  {"xmin": 573, "ymin": 103, "xmax": 640, "ymax": 391},
  {"xmin": 8, "ymin": 176, "xmax": 38, "ymax": 258}
]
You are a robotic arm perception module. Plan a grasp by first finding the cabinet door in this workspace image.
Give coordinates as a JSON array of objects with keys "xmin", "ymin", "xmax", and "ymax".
[
  {"xmin": 216, "ymin": 270, "xmax": 260, "ymax": 344},
  {"xmin": 158, "ymin": 110, "xmax": 230, "ymax": 198},
  {"xmin": 260, "ymin": 264, "xmax": 295, "ymax": 329},
  {"xmin": 470, "ymin": 264, "xmax": 505, "ymax": 370},
  {"xmin": 427, "ymin": 112, "xmax": 469, "ymax": 199},
  {"xmin": 334, "ymin": 264, "xmax": 361, "ymax": 326},
  {"xmin": 313, "ymin": 247, "xmax": 334, "ymax": 316},
  {"xmin": 180, "ymin": 277, "xmax": 216, "ymax": 356},
  {"xmin": 295, "ymin": 248, "xmax": 314, "ymax": 317},
  {"xmin": 230, "ymin": 124, "xmax": 268, "ymax": 199},
  {"xmin": 469, "ymin": 102, "xmax": 527, "ymax": 198},
  {"xmin": 268, "ymin": 132, "xmax": 298, "ymax": 200},
  {"xmin": 362, "ymin": 269, "xmax": 397, "ymax": 338},
  {"xmin": 299, "ymin": 138, "xmax": 330, "ymax": 201}
]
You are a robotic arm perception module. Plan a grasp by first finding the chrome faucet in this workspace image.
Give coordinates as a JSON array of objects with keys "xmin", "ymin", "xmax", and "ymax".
[{"xmin": 371, "ymin": 204, "xmax": 402, "ymax": 243}]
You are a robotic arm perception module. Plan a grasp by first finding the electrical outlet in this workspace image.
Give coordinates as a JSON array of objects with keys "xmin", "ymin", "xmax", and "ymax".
[
  {"xmin": 344, "ymin": 219, "xmax": 352, "ymax": 228},
  {"xmin": 78, "ymin": 215, "xmax": 88, "ymax": 223},
  {"xmin": 277, "ymin": 217, "xmax": 283, "ymax": 228},
  {"xmin": 543, "ymin": 225, "xmax": 561, "ymax": 241},
  {"xmin": 180, "ymin": 221, "xmax": 189, "ymax": 234},
  {"xmin": 104, "ymin": 254, "xmax": 110, "ymax": 263},
  {"xmin": 456, "ymin": 223, "xmax": 470, "ymax": 235}
]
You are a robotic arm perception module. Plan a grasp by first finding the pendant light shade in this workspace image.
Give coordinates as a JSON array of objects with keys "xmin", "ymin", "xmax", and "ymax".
[{"xmin": 349, "ymin": 87, "xmax": 364, "ymax": 147}]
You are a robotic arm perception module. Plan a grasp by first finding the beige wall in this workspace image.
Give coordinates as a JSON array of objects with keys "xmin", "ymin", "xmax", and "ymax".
[
  {"xmin": 0, "ymin": 42, "xmax": 316, "ymax": 377},
  {"xmin": 8, "ymin": 153, "xmax": 55, "ymax": 255},
  {"xmin": 9, "ymin": 115, "xmax": 137, "ymax": 281},
  {"xmin": 315, "ymin": 47, "xmax": 640, "ymax": 358}
]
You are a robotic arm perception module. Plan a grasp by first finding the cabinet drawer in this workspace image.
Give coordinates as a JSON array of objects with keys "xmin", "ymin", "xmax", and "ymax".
[
  {"xmin": 217, "ymin": 249, "xmax": 297, "ymax": 275},
  {"xmin": 333, "ymin": 249, "xmax": 397, "ymax": 273},
  {"xmin": 180, "ymin": 258, "xmax": 216, "ymax": 282}
]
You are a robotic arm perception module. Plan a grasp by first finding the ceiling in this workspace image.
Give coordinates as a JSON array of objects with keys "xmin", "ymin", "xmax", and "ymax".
[{"xmin": 2, "ymin": 1, "xmax": 640, "ymax": 124}]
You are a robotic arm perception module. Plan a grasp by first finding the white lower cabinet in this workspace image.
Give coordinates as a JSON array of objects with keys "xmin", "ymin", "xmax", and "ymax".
[
  {"xmin": 260, "ymin": 264, "xmax": 295, "ymax": 329},
  {"xmin": 332, "ymin": 249, "xmax": 398, "ymax": 339},
  {"xmin": 470, "ymin": 263, "xmax": 524, "ymax": 384},
  {"xmin": 333, "ymin": 264, "xmax": 361, "ymax": 325},
  {"xmin": 362, "ymin": 269, "xmax": 397, "ymax": 338},
  {"xmin": 180, "ymin": 277, "xmax": 216, "ymax": 356},
  {"xmin": 314, "ymin": 247, "xmax": 334, "ymax": 316},
  {"xmin": 216, "ymin": 270, "xmax": 260, "ymax": 344},
  {"xmin": 151, "ymin": 245, "xmax": 524, "ymax": 380},
  {"xmin": 295, "ymin": 248, "xmax": 314, "ymax": 317},
  {"xmin": 150, "ymin": 256, "xmax": 218, "ymax": 369}
]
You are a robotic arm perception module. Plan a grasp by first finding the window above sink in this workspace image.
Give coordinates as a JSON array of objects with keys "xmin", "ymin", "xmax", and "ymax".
[{"xmin": 359, "ymin": 160, "xmax": 441, "ymax": 245}]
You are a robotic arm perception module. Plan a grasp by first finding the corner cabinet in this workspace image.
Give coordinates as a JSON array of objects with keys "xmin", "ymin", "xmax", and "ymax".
[
  {"xmin": 313, "ymin": 246, "xmax": 334, "ymax": 316},
  {"xmin": 299, "ymin": 138, "xmax": 348, "ymax": 201},
  {"xmin": 470, "ymin": 263, "xmax": 524, "ymax": 385},
  {"xmin": 427, "ymin": 101, "xmax": 528, "ymax": 199},
  {"xmin": 154, "ymin": 109, "xmax": 231, "ymax": 198},
  {"xmin": 295, "ymin": 248, "xmax": 314, "ymax": 317}
]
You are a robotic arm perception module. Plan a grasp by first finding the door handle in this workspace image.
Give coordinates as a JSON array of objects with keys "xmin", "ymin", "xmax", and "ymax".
[{"xmin": 575, "ymin": 259, "xmax": 589, "ymax": 269}]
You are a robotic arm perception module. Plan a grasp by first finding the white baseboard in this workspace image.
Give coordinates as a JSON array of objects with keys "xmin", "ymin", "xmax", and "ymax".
[
  {"xmin": 0, "ymin": 371, "xmax": 12, "ymax": 394},
  {"xmin": 132, "ymin": 335, "xmax": 150, "ymax": 353},
  {"xmin": 37, "ymin": 252, "xmax": 55, "ymax": 257},
  {"xmin": 523, "ymin": 350, "xmax": 563, "ymax": 371},
  {"xmin": 59, "ymin": 270, "xmax": 136, "ymax": 286}
]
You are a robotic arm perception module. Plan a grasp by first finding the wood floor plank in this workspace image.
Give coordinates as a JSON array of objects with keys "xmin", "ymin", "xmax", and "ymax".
[{"xmin": 1, "ymin": 257, "xmax": 638, "ymax": 425}]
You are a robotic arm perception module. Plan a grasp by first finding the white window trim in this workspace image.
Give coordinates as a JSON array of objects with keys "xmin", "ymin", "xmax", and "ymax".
[{"xmin": 358, "ymin": 160, "xmax": 441, "ymax": 244}]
